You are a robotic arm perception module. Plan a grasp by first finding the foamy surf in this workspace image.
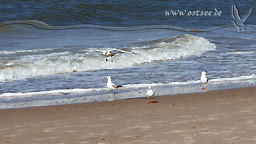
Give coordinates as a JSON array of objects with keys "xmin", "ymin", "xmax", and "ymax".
[
  {"xmin": 210, "ymin": 74, "xmax": 256, "ymax": 83},
  {"xmin": 0, "ymin": 87, "xmax": 107, "ymax": 98},
  {"xmin": 0, "ymin": 34, "xmax": 216, "ymax": 82},
  {"xmin": 1, "ymin": 73, "xmax": 255, "ymax": 99},
  {"xmin": 124, "ymin": 73, "xmax": 256, "ymax": 89}
]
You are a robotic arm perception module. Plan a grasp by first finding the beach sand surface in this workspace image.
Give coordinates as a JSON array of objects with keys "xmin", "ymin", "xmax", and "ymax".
[{"xmin": 1, "ymin": 87, "xmax": 256, "ymax": 144}]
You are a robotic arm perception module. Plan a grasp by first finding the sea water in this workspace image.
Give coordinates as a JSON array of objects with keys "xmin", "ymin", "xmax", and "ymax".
[{"xmin": 0, "ymin": 0, "xmax": 256, "ymax": 109}]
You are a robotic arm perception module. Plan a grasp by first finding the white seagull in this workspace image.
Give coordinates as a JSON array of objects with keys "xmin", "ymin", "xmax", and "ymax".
[
  {"xmin": 106, "ymin": 76, "xmax": 122, "ymax": 96},
  {"xmin": 146, "ymin": 86, "xmax": 156, "ymax": 104},
  {"xmin": 103, "ymin": 50, "xmax": 116, "ymax": 62},
  {"xmin": 200, "ymin": 71, "xmax": 208, "ymax": 90},
  {"xmin": 232, "ymin": 4, "xmax": 253, "ymax": 32}
]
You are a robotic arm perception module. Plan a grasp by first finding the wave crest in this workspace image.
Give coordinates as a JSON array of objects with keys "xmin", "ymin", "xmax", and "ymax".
[{"xmin": 0, "ymin": 34, "xmax": 216, "ymax": 82}]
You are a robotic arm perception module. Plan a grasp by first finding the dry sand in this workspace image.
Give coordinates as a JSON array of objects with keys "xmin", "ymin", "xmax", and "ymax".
[{"xmin": 1, "ymin": 87, "xmax": 256, "ymax": 144}]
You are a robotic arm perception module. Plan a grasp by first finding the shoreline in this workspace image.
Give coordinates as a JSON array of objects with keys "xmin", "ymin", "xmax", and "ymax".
[
  {"xmin": 1, "ymin": 86, "xmax": 256, "ymax": 143},
  {"xmin": 1, "ymin": 79, "xmax": 256, "ymax": 110},
  {"xmin": 1, "ymin": 86, "xmax": 255, "ymax": 111}
]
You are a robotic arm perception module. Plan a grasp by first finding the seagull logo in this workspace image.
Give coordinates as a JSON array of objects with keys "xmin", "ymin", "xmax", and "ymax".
[{"xmin": 231, "ymin": 4, "xmax": 253, "ymax": 32}]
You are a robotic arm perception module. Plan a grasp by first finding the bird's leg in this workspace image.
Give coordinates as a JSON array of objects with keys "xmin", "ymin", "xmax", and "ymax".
[
  {"xmin": 113, "ymin": 89, "xmax": 115, "ymax": 100},
  {"xmin": 106, "ymin": 58, "xmax": 108, "ymax": 62},
  {"xmin": 153, "ymin": 96, "xmax": 156, "ymax": 104},
  {"xmin": 147, "ymin": 97, "xmax": 150, "ymax": 104},
  {"xmin": 111, "ymin": 56, "xmax": 113, "ymax": 62},
  {"xmin": 202, "ymin": 84, "xmax": 206, "ymax": 90}
]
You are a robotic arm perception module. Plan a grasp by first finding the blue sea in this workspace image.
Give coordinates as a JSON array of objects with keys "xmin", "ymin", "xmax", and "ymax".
[{"xmin": 0, "ymin": 0, "xmax": 256, "ymax": 109}]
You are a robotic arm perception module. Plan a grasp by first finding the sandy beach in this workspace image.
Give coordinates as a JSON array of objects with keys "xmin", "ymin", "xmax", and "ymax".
[{"xmin": 1, "ymin": 87, "xmax": 256, "ymax": 144}]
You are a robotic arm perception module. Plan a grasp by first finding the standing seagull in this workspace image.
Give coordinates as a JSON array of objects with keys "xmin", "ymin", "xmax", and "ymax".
[
  {"xmin": 106, "ymin": 76, "xmax": 122, "ymax": 97},
  {"xmin": 232, "ymin": 4, "xmax": 253, "ymax": 32},
  {"xmin": 146, "ymin": 86, "xmax": 156, "ymax": 104},
  {"xmin": 103, "ymin": 50, "xmax": 116, "ymax": 62},
  {"xmin": 200, "ymin": 71, "xmax": 208, "ymax": 90}
]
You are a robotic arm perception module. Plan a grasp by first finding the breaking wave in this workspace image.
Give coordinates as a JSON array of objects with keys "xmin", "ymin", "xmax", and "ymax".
[{"xmin": 0, "ymin": 34, "xmax": 216, "ymax": 82}]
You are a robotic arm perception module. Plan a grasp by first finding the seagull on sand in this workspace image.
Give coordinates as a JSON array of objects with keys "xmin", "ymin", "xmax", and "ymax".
[
  {"xmin": 106, "ymin": 76, "xmax": 122, "ymax": 97},
  {"xmin": 232, "ymin": 4, "xmax": 253, "ymax": 32},
  {"xmin": 200, "ymin": 71, "xmax": 208, "ymax": 90},
  {"xmin": 146, "ymin": 86, "xmax": 156, "ymax": 104},
  {"xmin": 103, "ymin": 50, "xmax": 116, "ymax": 62}
]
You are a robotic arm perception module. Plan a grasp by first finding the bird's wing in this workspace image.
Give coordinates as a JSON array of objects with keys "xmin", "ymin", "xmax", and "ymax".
[
  {"xmin": 232, "ymin": 4, "xmax": 241, "ymax": 20},
  {"xmin": 232, "ymin": 5, "xmax": 236, "ymax": 20},
  {"xmin": 241, "ymin": 8, "xmax": 253, "ymax": 23},
  {"xmin": 112, "ymin": 83, "xmax": 118, "ymax": 88},
  {"xmin": 152, "ymin": 91, "xmax": 155, "ymax": 96},
  {"xmin": 110, "ymin": 50, "xmax": 117, "ymax": 55}
]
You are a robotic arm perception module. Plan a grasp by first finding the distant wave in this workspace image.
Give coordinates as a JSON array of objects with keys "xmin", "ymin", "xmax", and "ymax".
[
  {"xmin": 0, "ymin": 20, "xmax": 231, "ymax": 33},
  {"xmin": 0, "ymin": 34, "xmax": 216, "ymax": 82}
]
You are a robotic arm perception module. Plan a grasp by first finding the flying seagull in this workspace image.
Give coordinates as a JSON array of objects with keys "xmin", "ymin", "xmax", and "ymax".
[{"xmin": 103, "ymin": 50, "xmax": 116, "ymax": 62}]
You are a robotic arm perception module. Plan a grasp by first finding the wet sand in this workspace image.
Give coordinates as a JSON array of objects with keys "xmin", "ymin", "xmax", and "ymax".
[{"xmin": 1, "ymin": 87, "xmax": 256, "ymax": 144}]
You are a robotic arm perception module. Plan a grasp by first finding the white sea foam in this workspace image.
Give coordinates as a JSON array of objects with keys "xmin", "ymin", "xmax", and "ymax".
[
  {"xmin": 0, "ymin": 34, "xmax": 216, "ymax": 82},
  {"xmin": 1, "ymin": 73, "xmax": 255, "ymax": 99},
  {"xmin": 0, "ymin": 48, "xmax": 53, "ymax": 55},
  {"xmin": 210, "ymin": 74, "xmax": 256, "ymax": 82},
  {"xmin": 124, "ymin": 73, "xmax": 256, "ymax": 89},
  {"xmin": 227, "ymin": 51, "xmax": 255, "ymax": 55},
  {"xmin": 0, "ymin": 88, "xmax": 107, "ymax": 98}
]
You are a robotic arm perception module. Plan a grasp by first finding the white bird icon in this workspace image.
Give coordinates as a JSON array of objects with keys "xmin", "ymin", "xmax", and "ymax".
[
  {"xmin": 232, "ymin": 4, "xmax": 253, "ymax": 32},
  {"xmin": 106, "ymin": 76, "xmax": 122, "ymax": 97},
  {"xmin": 146, "ymin": 86, "xmax": 156, "ymax": 104},
  {"xmin": 200, "ymin": 71, "xmax": 208, "ymax": 90}
]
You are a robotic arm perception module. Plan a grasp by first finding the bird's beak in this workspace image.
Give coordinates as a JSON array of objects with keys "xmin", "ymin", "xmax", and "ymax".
[{"xmin": 205, "ymin": 73, "xmax": 207, "ymax": 75}]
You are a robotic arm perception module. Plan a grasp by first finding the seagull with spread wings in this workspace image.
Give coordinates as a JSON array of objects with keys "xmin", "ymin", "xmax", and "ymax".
[
  {"xmin": 103, "ymin": 50, "xmax": 116, "ymax": 62},
  {"xmin": 232, "ymin": 4, "xmax": 253, "ymax": 32}
]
